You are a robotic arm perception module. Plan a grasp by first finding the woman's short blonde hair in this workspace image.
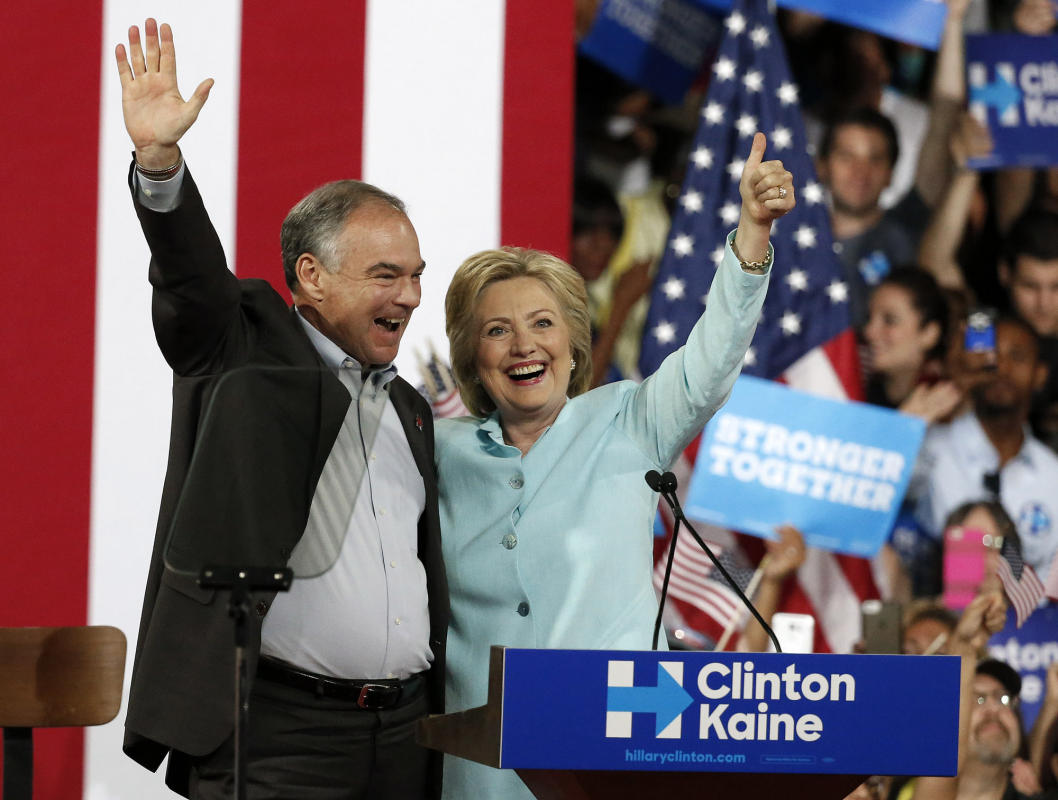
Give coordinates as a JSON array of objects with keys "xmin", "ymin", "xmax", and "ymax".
[{"xmin": 445, "ymin": 247, "xmax": 593, "ymax": 418}]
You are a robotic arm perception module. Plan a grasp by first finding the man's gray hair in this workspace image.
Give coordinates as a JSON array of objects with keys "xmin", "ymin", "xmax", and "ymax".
[{"xmin": 280, "ymin": 180, "xmax": 406, "ymax": 292}]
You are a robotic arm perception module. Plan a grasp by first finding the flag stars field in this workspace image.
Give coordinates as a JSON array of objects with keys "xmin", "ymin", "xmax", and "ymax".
[
  {"xmin": 786, "ymin": 269, "xmax": 808, "ymax": 292},
  {"xmin": 715, "ymin": 57, "xmax": 737, "ymax": 81},
  {"xmin": 736, "ymin": 113, "xmax": 759, "ymax": 137},
  {"xmin": 691, "ymin": 146, "xmax": 714, "ymax": 168},
  {"xmin": 780, "ymin": 311, "xmax": 802, "ymax": 335},
  {"xmin": 802, "ymin": 181, "xmax": 824, "ymax": 204},
  {"xmin": 743, "ymin": 70, "xmax": 764, "ymax": 93},
  {"xmin": 826, "ymin": 280, "xmax": 849, "ymax": 304},
  {"xmin": 702, "ymin": 102, "xmax": 725, "ymax": 124},
  {"xmin": 653, "ymin": 321, "xmax": 677, "ymax": 345},
  {"xmin": 777, "ymin": 81, "xmax": 799, "ymax": 105},
  {"xmin": 794, "ymin": 224, "xmax": 818, "ymax": 249},
  {"xmin": 662, "ymin": 277, "xmax": 686, "ymax": 300},
  {"xmin": 771, "ymin": 126, "xmax": 792, "ymax": 150},
  {"xmin": 726, "ymin": 11, "xmax": 746, "ymax": 34},
  {"xmin": 672, "ymin": 234, "xmax": 695, "ymax": 257},
  {"xmin": 681, "ymin": 190, "xmax": 704, "ymax": 213},
  {"xmin": 719, "ymin": 201, "xmax": 740, "ymax": 225}
]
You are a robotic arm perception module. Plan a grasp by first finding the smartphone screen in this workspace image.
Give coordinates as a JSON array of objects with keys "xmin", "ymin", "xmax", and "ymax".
[
  {"xmin": 861, "ymin": 600, "xmax": 902, "ymax": 654},
  {"xmin": 772, "ymin": 612, "xmax": 815, "ymax": 653},
  {"xmin": 943, "ymin": 526, "xmax": 1000, "ymax": 609},
  {"xmin": 965, "ymin": 308, "xmax": 996, "ymax": 355}
]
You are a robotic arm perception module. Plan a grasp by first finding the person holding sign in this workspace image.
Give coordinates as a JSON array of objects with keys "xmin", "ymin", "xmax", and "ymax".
[{"xmin": 434, "ymin": 133, "xmax": 794, "ymax": 799}]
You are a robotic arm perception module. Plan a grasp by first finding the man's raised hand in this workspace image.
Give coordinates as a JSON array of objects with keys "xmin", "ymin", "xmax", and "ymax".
[{"xmin": 116, "ymin": 19, "xmax": 213, "ymax": 169}]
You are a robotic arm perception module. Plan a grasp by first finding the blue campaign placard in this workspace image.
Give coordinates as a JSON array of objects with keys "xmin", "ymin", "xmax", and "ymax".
[
  {"xmin": 966, "ymin": 35, "xmax": 1058, "ymax": 170},
  {"xmin": 498, "ymin": 649, "xmax": 959, "ymax": 774},
  {"xmin": 684, "ymin": 376, "xmax": 926, "ymax": 557},
  {"xmin": 578, "ymin": 0, "xmax": 720, "ymax": 104},
  {"xmin": 694, "ymin": 0, "xmax": 947, "ymax": 50},
  {"xmin": 989, "ymin": 602, "xmax": 1058, "ymax": 731}
]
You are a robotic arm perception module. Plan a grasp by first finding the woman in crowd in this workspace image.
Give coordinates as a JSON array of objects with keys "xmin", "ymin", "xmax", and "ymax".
[
  {"xmin": 862, "ymin": 265, "xmax": 961, "ymax": 423},
  {"xmin": 434, "ymin": 133, "xmax": 794, "ymax": 798},
  {"xmin": 863, "ymin": 266, "xmax": 961, "ymax": 598}
]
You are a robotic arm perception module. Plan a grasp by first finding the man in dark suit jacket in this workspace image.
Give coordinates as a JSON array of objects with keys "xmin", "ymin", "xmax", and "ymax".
[{"xmin": 116, "ymin": 19, "xmax": 447, "ymax": 799}]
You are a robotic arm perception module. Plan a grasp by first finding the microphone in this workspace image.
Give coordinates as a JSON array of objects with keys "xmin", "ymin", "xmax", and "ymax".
[
  {"xmin": 645, "ymin": 470, "xmax": 665, "ymax": 492},
  {"xmin": 645, "ymin": 470, "xmax": 783, "ymax": 654},
  {"xmin": 658, "ymin": 470, "xmax": 677, "ymax": 493},
  {"xmin": 645, "ymin": 470, "xmax": 678, "ymax": 493}
]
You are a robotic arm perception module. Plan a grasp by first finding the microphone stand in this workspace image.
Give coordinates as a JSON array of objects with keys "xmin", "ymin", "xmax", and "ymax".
[
  {"xmin": 198, "ymin": 565, "xmax": 293, "ymax": 800},
  {"xmin": 646, "ymin": 471, "xmax": 782, "ymax": 654},
  {"xmin": 650, "ymin": 476, "xmax": 682, "ymax": 650}
]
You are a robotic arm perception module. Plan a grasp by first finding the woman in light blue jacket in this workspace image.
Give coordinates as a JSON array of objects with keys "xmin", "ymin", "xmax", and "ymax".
[{"xmin": 436, "ymin": 133, "xmax": 794, "ymax": 799}]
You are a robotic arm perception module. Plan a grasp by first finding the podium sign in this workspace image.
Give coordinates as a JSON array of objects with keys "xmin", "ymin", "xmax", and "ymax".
[{"xmin": 497, "ymin": 649, "xmax": 958, "ymax": 776}]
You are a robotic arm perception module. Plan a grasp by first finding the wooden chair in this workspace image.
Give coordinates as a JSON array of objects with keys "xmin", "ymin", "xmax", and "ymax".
[{"xmin": 0, "ymin": 626, "xmax": 126, "ymax": 800}]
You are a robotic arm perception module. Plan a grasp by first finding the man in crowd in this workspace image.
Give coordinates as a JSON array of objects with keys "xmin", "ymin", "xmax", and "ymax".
[
  {"xmin": 921, "ymin": 657, "xmax": 1054, "ymax": 800},
  {"xmin": 911, "ymin": 316, "xmax": 1058, "ymax": 586},
  {"xmin": 1001, "ymin": 210, "xmax": 1058, "ymax": 451},
  {"xmin": 816, "ymin": 107, "xmax": 932, "ymax": 327},
  {"xmin": 115, "ymin": 19, "xmax": 446, "ymax": 798},
  {"xmin": 816, "ymin": 0, "xmax": 971, "ymax": 329}
]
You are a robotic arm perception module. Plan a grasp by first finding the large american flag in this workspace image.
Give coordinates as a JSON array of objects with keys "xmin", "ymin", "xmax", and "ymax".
[
  {"xmin": 0, "ymin": 2, "xmax": 570, "ymax": 798},
  {"xmin": 640, "ymin": 0, "xmax": 879, "ymax": 654}
]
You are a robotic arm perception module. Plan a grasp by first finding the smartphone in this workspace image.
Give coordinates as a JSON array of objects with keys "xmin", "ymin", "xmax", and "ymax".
[
  {"xmin": 965, "ymin": 308, "xmax": 997, "ymax": 362},
  {"xmin": 861, "ymin": 600, "xmax": 902, "ymax": 654},
  {"xmin": 943, "ymin": 526, "xmax": 1001, "ymax": 609},
  {"xmin": 772, "ymin": 612, "xmax": 815, "ymax": 654}
]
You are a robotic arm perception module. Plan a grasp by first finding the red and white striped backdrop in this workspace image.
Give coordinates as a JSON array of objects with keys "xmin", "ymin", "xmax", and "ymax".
[{"xmin": 0, "ymin": 2, "xmax": 571, "ymax": 797}]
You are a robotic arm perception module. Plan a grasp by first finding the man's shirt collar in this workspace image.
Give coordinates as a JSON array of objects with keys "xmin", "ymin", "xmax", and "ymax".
[{"xmin": 295, "ymin": 307, "xmax": 398, "ymax": 388}]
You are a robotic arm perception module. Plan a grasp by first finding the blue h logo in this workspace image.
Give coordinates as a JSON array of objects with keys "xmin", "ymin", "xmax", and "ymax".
[
  {"xmin": 969, "ymin": 61, "xmax": 1022, "ymax": 126},
  {"xmin": 606, "ymin": 660, "xmax": 694, "ymax": 739}
]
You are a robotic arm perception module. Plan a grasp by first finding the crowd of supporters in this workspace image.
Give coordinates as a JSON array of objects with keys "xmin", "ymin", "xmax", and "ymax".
[{"xmin": 573, "ymin": 0, "xmax": 1058, "ymax": 796}]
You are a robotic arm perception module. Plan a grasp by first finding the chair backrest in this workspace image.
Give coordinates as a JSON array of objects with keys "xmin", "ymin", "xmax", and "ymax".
[{"xmin": 0, "ymin": 626, "xmax": 126, "ymax": 728}]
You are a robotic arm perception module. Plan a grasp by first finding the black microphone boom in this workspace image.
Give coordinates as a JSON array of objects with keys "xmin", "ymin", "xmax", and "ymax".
[{"xmin": 645, "ymin": 470, "xmax": 783, "ymax": 654}]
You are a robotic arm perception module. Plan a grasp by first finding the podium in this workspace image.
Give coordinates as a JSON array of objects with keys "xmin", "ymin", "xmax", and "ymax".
[{"xmin": 418, "ymin": 646, "xmax": 960, "ymax": 800}]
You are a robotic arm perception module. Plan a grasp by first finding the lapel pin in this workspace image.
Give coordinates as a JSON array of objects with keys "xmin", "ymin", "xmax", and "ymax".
[{"xmin": 415, "ymin": 413, "xmax": 424, "ymax": 432}]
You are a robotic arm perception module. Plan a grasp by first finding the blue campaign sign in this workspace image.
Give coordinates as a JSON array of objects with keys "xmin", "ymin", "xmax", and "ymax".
[
  {"xmin": 684, "ymin": 376, "xmax": 926, "ymax": 557},
  {"xmin": 578, "ymin": 0, "xmax": 720, "ymax": 104},
  {"xmin": 966, "ymin": 35, "xmax": 1058, "ymax": 169},
  {"xmin": 989, "ymin": 602, "xmax": 1058, "ymax": 731},
  {"xmin": 694, "ymin": 0, "xmax": 947, "ymax": 50},
  {"xmin": 498, "ymin": 649, "xmax": 959, "ymax": 774}
]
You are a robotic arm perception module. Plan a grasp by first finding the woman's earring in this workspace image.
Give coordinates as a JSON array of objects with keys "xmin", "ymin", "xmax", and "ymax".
[{"xmin": 570, "ymin": 359, "xmax": 576, "ymax": 371}]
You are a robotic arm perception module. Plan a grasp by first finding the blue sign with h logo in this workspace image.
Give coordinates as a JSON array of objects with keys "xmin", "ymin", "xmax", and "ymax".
[
  {"xmin": 967, "ymin": 34, "xmax": 1058, "ymax": 169},
  {"xmin": 498, "ymin": 649, "xmax": 960, "ymax": 774}
]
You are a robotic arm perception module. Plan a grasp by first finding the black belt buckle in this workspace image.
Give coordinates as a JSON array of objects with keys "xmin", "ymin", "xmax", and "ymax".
[{"xmin": 357, "ymin": 683, "xmax": 398, "ymax": 710}]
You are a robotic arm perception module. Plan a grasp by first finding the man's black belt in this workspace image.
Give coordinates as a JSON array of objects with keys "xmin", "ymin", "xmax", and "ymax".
[{"xmin": 256, "ymin": 656, "xmax": 425, "ymax": 710}]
